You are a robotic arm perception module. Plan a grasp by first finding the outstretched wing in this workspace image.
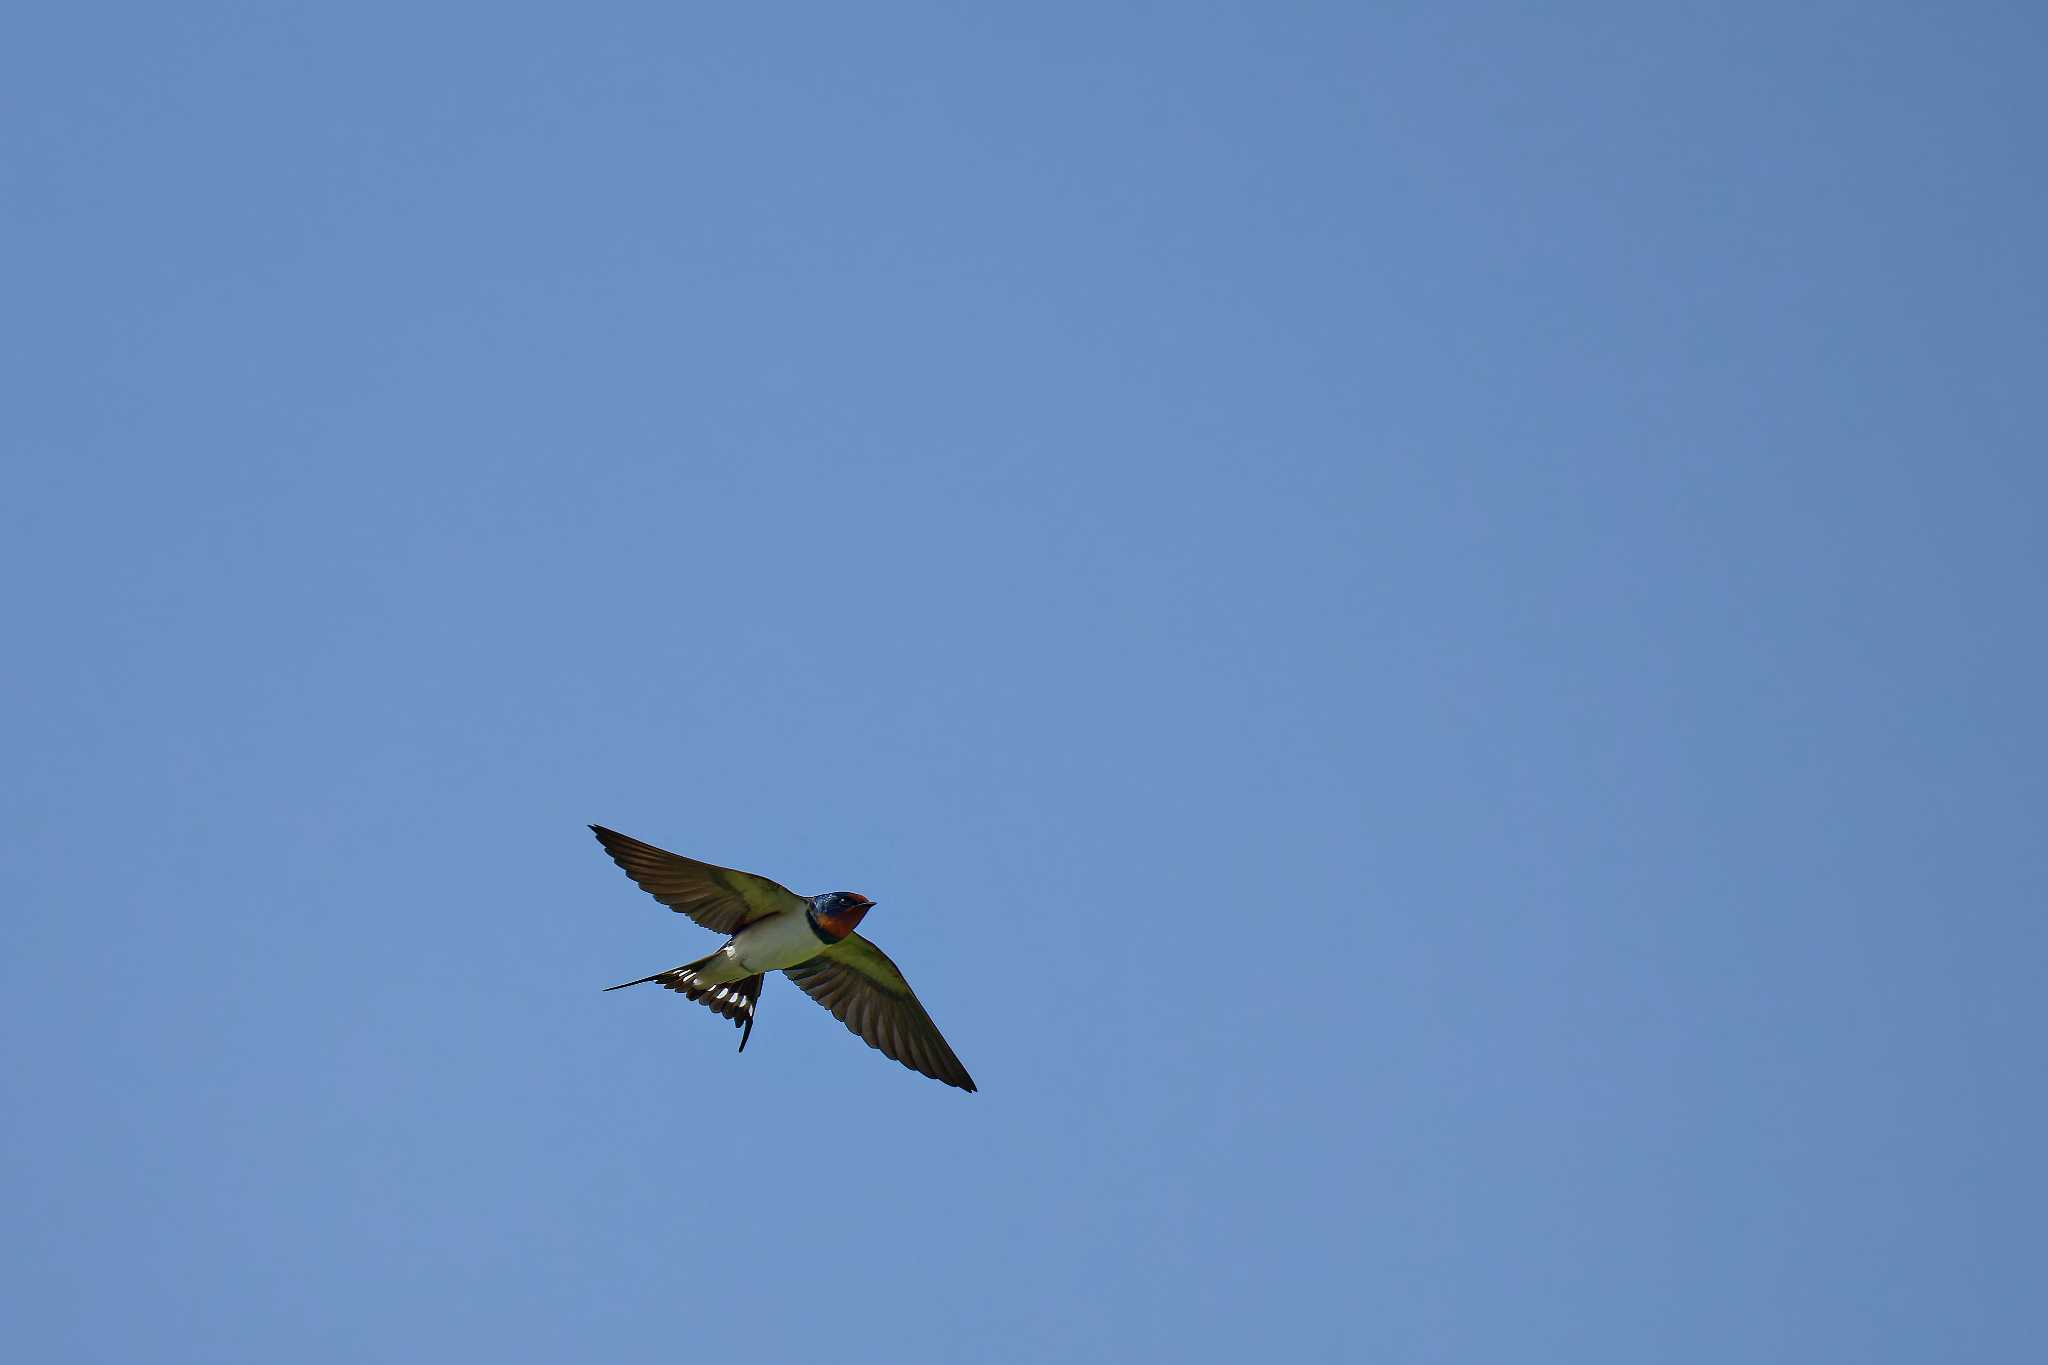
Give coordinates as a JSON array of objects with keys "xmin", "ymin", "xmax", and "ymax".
[
  {"xmin": 590, "ymin": 825, "xmax": 805, "ymax": 935},
  {"xmin": 783, "ymin": 933, "xmax": 976, "ymax": 1092}
]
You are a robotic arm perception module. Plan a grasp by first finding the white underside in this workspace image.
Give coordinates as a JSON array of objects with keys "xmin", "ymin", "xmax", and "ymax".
[{"xmin": 693, "ymin": 913, "xmax": 827, "ymax": 982}]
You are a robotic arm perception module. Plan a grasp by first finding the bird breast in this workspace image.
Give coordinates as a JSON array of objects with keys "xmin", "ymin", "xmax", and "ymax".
[{"xmin": 730, "ymin": 912, "xmax": 831, "ymax": 973}]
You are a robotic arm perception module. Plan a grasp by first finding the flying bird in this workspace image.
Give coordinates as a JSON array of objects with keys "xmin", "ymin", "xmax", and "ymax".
[{"xmin": 592, "ymin": 825, "xmax": 976, "ymax": 1092}]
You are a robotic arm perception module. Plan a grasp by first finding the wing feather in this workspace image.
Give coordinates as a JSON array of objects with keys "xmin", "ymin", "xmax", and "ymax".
[
  {"xmin": 590, "ymin": 825, "xmax": 804, "ymax": 934},
  {"xmin": 783, "ymin": 932, "xmax": 976, "ymax": 1092}
]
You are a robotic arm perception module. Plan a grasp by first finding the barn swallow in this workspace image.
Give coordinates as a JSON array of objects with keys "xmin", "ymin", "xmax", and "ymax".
[{"xmin": 592, "ymin": 825, "xmax": 975, "ymax": 1092}]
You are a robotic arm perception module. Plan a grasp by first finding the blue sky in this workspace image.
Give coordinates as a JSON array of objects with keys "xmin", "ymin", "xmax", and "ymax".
[{"xmin": 5, "ymin": 4, "xmax": 2043, "ymax": 1361}]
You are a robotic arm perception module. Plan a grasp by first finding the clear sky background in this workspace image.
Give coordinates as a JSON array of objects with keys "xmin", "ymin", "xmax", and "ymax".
[{"xmin": 5, "ymin": 4, "xmax": 2043, "ymax": 1361}]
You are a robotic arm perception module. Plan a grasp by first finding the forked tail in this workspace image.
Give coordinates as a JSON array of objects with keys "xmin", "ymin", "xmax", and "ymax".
[{"xmin": 606, "ymin": 958, "xmax": 766, "ymax": 1051}]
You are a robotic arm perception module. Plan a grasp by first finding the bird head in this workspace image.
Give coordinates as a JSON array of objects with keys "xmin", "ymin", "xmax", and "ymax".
[{"xmin": 809, "ymin": 891, "xmax": 874, "ymax": 941}]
